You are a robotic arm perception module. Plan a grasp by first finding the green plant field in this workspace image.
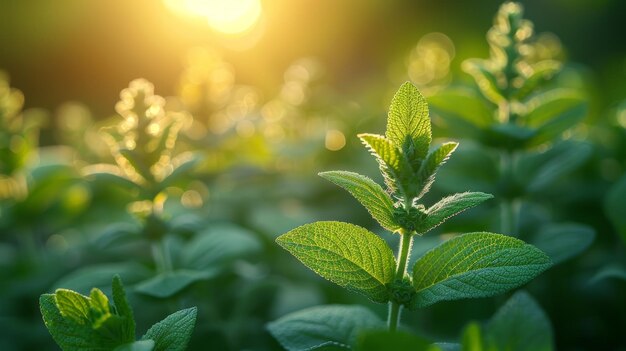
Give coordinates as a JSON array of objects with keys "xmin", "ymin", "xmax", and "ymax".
[{"xmin": 1, "ymin": 1, "xmax": 625, "ymax": 350}]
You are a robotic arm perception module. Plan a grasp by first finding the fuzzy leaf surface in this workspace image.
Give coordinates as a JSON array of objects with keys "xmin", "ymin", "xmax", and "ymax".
[
  {"xmin": 141, "ymin": 307, "xmax": 197, "ymax": 351},
  {"xmin": 411, "ymin": 232, "xmax": 551, "ymax": 308},
  {"xmin": 358, "ymin": 133, "xmax": 413, "ymax": 196},
  {"xmin": 386, "ymin": 82, "xmax": 432, "ymax": 162},
  {"xmin": 319, "ymin": 171, "xmax": 398, "ymax": 231},
  {"xmin": 267, "ymin": 305, "xmax": 383, "ymax": 351},
  {"xmin": 418, "ymin": 192, "xmax": 493, "ymax": 234},
  {"xmin": 416, "ymin": 142, "xmax": 459, "ymax": 198},
  {"xmin": 112, "ymin": 275, "xmax": 135, "ymax": 342},
  {"xmin": 40, "ymin": 294, "xmax": 103, "ymax": 351},
  {"xmin": 276, "ymin": 221, "xmax": 396, "ymax": 303}
]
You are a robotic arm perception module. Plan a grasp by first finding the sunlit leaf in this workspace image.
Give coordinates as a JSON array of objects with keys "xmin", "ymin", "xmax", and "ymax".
[
  {"xmin": 411, "ymin": 232, "xmax": 551, "ymax": 308},
  {"xmin": 462, "ymin": 60, "xmax": 504, "ymax": 105},
  {"xmin": 319, "ymin": 171, "xmax": 399, "ymax": 231},
  {"xmin": 276, "ymin": 221, "xmax": 396, "ymax": 303},
  {"xmin": 386, "ymin": 82, "xmax": 432, "ymax": 162},
  {"xmin": 417, "ymin": 142, "xmax": 458, "ymax": 198},
  {"xmin": 358, "ymin": 133, "xmax": 413, "ymax": 197},
  {"xmin": 418, "ymin": 192, "xmax": 493, "ymax": 234}
]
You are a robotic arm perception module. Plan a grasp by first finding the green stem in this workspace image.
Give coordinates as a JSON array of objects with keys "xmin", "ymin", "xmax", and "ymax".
[
  {"xmin": 499, "ymin": 151, "xmax": 519, "ymax": 236},
  {"xmin": 151, "ymin": 239, "xmax": 173, "ymax": 273},
  {"xmin": 388, "ymin": 230, "xmax": 413, "ymax": 331}
]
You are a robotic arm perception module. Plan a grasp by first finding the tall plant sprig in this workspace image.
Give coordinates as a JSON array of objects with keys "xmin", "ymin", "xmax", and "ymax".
[
  {"xmin": 430, "ymin": 2, "xmax": 595, "ymax": 263},
  {"xmin": 87, "ymin": 79, "xmax": 198, "ymax": 274},
  {"xmin": 269, "ymin": 82, "xmax": 551, "ymax": 349}
]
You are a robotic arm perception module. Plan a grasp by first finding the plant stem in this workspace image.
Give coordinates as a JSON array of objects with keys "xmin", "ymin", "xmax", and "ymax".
[
  {"xmin": 388, "ymin": 230, "xmax": 413, "ymax": 332},
  {"xmin": 151, "ymin": 239, "xmax": 173, "ymax": 273},
  {"xmin": 499, "ymin": 151, "xmax": 519, "ymax": 236}
]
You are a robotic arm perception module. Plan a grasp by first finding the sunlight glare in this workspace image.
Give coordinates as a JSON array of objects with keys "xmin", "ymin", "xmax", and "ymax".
[{"xmin": 165, "ymin": 0, "xmax": 262, "ymax": 35}]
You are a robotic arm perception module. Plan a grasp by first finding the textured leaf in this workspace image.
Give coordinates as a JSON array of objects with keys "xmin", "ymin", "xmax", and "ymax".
[
  {"xmin": 354, "ymin": 330, "xmax": 440, "ymax": 351},
  {"xmin": 358, "ymin": 133, "xmax": 413, "ymax": 196},
  {"xmin": 386, "ymin": 82, "xmax": 432, "ymax": 162},
  {"xmin": 40, "ymin": 294, "xmax": 102, "ymax": 351},
  {"xmin": 112, "ymin": 275, "xmax": 136, "ymax": 342},
  {"xmin": 141, "ymin": 307, "xmax": 197, "ymax": 351},
  {"xmin": 55, "ymin": 289, "xmax": 91, "ymax": 324},
  {"xmin": 605, "ymin": 174, "xmax": 626, "ymax": 244},
  {"xmin": 486, "ymin": 291, "xmax": 553, "ymax": 351},
  {"xmin": 416, "ymin": 142, "xmax": 459, "ymax": 198},
  {"xmin": 531, "ymin": 223, "xmax": 594, "ymax": 265},
  {"xmin": 428, "ymin": 88, "xmax": 494, "ymax": 128},
  {"xmin": 411, "ymin": 232, "xmax": 551, "ymax": 308},
  {"xmin": 276, "ymin": 221, "xmax": 396, "ymax": 303},
  {"xmin": 114, "ymin": 340, "xmax": 155, "ymax": 351},
  {"xmin": 418, "ymin": 192, "xmax": 494, "ymax": 234},
  {"xmin": 134, "ymin": 270, "xmax": 212, "ymax": 298},
  {"xmin": 462, "ymin": 60, "xmax": 504, "ymax": 105},
  {"xmin": 267, "ymin": 305, "xmax": 383, "ymax": 351},
  {"xmin": 319, "ymin": 171, "xmax": 399, "ymax": 231}
]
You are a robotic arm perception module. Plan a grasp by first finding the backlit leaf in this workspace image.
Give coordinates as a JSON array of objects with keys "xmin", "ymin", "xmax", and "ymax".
[
  {"xmin": 319, "ymin": 171, "xmax": 399, "ymax": 232},
  {"xmin": 386, "ymin": 82, "xmax": 432, "ymax": 162},
  {"xmin": 358, "ymin": 133, "xmax": 413, "ymax": 197},
  {"xmin": 416, "ymin": 142, "xmax": 459, "ymax": 198},
  {"xmin": 276, "ymin": 221, "xmax": 396, "ymax": 303},
  {"xmin": 411, "ymin": 232, "xmax": 551, "ymax": 308},
  {"xmin": 418, "ymin": 192, "xmax": 493, "ymax": 234}
]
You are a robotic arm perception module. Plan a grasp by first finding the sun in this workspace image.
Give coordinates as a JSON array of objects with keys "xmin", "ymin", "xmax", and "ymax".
[{"xmin": 164, "ymin": 0, "xmax": 262, "ymax": 35}]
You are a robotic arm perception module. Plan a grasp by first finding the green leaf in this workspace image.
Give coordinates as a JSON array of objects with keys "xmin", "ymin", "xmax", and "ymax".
[
  {"xmin": 134, "ymin": 270, "xmax": 212, "ymax": 298},
  {"xmin": 319, "ymin": 171, "xmax": 399, "ymax": 232},
  {"xmin": 605, "ymin": 174, "xmax": 626, "ymax": 244},
  {"xmin": 589, "ymin": 264, "xmax": 626, "ymax": 284},
  {"xmin": 114, "ymin": 340, "xmax": 155, "ymax": 351},
  {"xmin": 267, "ymin": 305, "xmax": 384, "ymax": 351},
  {"xmin": 358, "ymin": 133, "xmax": 413, "ymax": 196},
  {"xmin": 418, "ymin": 192, "xmax": 494, "ymax": 234},
  {"xmin": 354, "ymin": 330, "xmax": 441, "ymax": 351},
  {"xmin": 181, "ymin": 223, "xmax": 262, "ymax": 271},
  {"xmin": 530, "ymin": 223, "xmax": 595, "ymax": 265},
  {"xmin": 141, "ymin": 307, "xmax": 197, "ymax": 351},
  {"xmin": 524, "ymin": 90, "xmax": 587, "ymax": 146},
  {"xmin": 411, "ymin": 232, "xmax": 551, "ymax": 308},
  {"xmin": 485, "ymin": 291, "xmax": 554, "ymax": 351},
  {"xmin": 55, "ymin": 289, "xmax": 91, "ymax": 324},
  {"xmin": 53, "ymin": 262, "xmax": 151, "ymax": 295},
  {"xmin": 112, "ymin": 275, "xmax": 136, "ymax": 342},
  {"xmin": 428, "ymin": 88, "xmax": 494, "ymax": 129},
  {"xmin": 276, "ymin": 221, "xmax": 396, "ymax": 303},
  {"xmin": 462, "ymin": 60, "xmax": 504, "ymax": 105},
  {"xmin": 40, "ymin": 294, "xmax": 100, "ymax": 351},
  {"xmin": 519, "ymin": 141, "xmax": 592, "ymax": 192},
  {"xmin": 159, "ymin": 153, "xmax": 202, "ymax": 188},
  {"xmin": 386, "ymin": 82, "xmax": 432, "ymax": 163},
  {"xmin": 416, "ymin": 142, "xmax": 459, "ymax": 198}
]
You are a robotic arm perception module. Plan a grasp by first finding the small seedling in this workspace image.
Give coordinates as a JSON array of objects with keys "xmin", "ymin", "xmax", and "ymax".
[
  {"xmin": 39, "ymin": 275, "xmax": 197, "ymax": 351},
  {"xmin": 269, "ymin": 82, "xmax": 552, "ymax": 349}
]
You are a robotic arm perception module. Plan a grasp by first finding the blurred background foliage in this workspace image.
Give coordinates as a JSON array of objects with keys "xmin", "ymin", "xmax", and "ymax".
[{"xmin": 0, "ymin": 0, "xmax": 625, "ymax": 350}]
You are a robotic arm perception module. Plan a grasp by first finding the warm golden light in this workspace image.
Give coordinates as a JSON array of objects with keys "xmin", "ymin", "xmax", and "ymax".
[{"xmin": 164, "ymin": 0, "xmax": 262, "ymax": 34}]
